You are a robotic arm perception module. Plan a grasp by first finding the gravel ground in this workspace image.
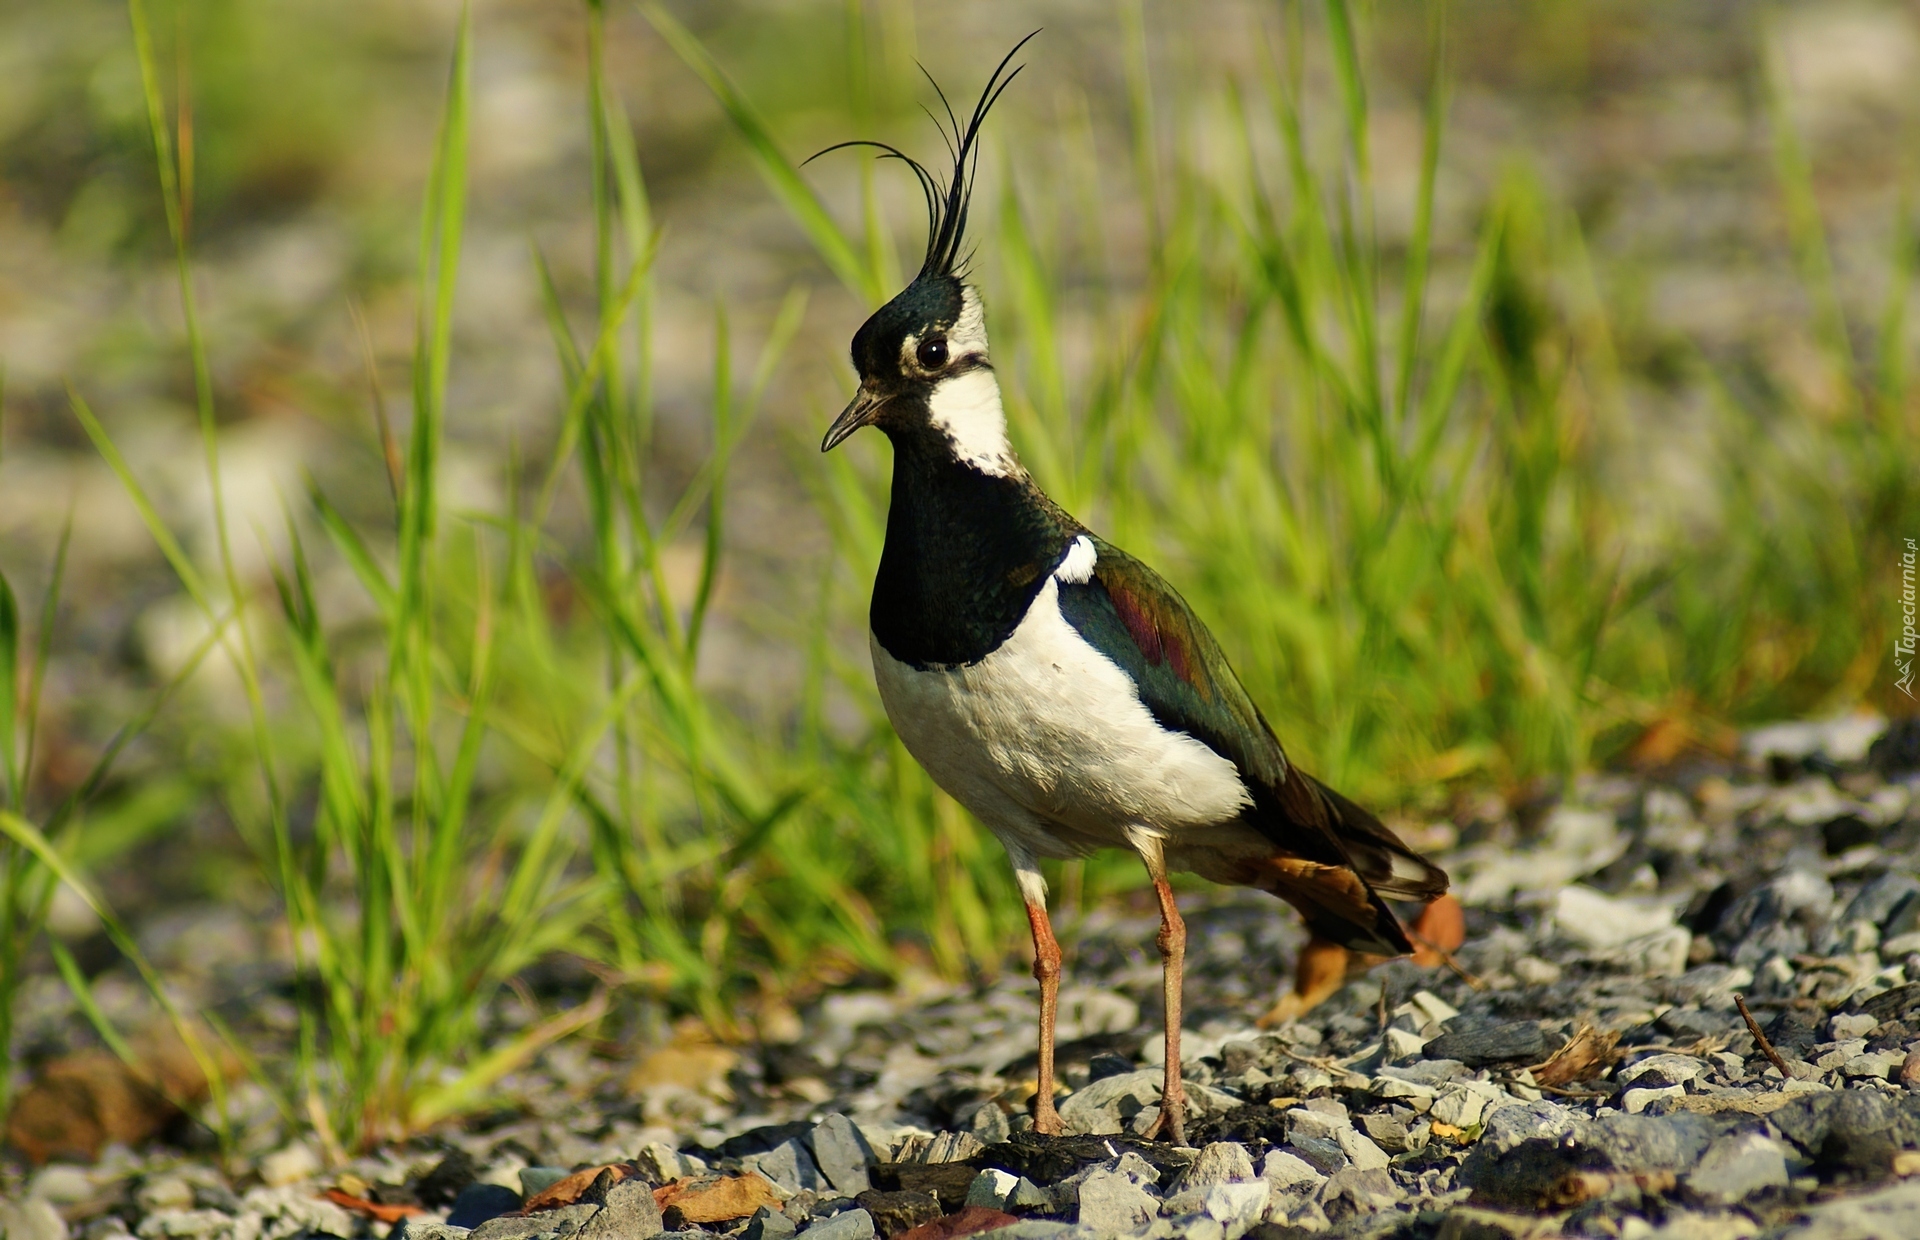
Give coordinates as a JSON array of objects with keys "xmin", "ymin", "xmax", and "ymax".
[{"xmin": 7, "ymin": 712, "xmax": 1920, "ymax": 1240}]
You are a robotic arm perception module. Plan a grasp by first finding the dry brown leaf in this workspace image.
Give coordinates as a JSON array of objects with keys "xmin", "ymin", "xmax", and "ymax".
[
  {"xmin": 1530, "ymin": 1024, "xmax": 1620, "ymax": 1088},
  {"xmin": 522, "ymin": 1164, "xmax": 638, "ymax": 1212},
  {"xmin": 323, "ymin": 1189, "xmax": 423, "ymax": 1223}
]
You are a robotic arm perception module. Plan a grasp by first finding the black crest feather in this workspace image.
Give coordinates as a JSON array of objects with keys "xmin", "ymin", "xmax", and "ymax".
[{"xmin": 807, "ymin": 31, "xmax": 1039, "ymax": 282}]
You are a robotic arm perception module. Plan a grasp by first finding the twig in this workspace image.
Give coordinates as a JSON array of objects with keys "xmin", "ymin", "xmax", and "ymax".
[{"xmin": 1735, "ymin": 993, "xmax": 1793, "ymax": 1078}]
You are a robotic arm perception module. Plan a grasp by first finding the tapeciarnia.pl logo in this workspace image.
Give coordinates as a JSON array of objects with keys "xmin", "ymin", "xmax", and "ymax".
[{"xmin": 1900, "ymin": 536, "xmax": 1917, "ymax": 699}]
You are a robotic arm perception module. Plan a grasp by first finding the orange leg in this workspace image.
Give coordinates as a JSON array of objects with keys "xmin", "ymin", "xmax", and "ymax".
[
  {"xmin": 1024, "ymin": 899, "xmax": 1065, "ymax": 1135},
  {"xmin": 1143, "ymin": 876, "xmax": 1188, "ymax": 1145}
]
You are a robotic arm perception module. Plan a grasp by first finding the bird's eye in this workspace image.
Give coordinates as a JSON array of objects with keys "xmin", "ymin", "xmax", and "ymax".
[{"xmin": 916, "ymin": 336, "xmax": 950, "ymax": 369}]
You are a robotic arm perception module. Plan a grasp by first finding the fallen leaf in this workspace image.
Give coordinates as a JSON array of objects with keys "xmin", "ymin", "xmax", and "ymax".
[
  {"xmin": 654, "ymin": 1175, "xmax": 780, "ymax": 1225},
  {"xmin": 897, "ymin": 1206, "xmax": 1019, "ymax": 1240},
  {"xmin": 522, "ymin": 1163, "xmax": 637, "ymax": 1212},
  {"xmin": 1530, "ymin": 1024, "xmax": 1620, "ymax": 1088},
  {"xmin": 324, "ymin": 1190, "xmax": 422, "ymax": 1223},
  {"xmin": 1428, "ymin": 1121, "xmax": 1470, "ymax": 1144}
]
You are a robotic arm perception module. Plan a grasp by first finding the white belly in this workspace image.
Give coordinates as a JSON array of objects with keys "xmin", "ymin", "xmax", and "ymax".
[{"xmin": 870, "ymin": 578, "xmax": 1253, "ymax": 859}]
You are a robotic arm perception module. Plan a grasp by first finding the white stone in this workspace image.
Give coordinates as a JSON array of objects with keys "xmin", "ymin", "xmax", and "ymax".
[
  {"xmin": 1622, "ymin": 1085, "xmax": 1685, "ymax": 1114},
  {"xmin": 1203, "ymin": 1181, "xmax": 1271, "ymax": 1234},
  {"xmin": 28, "ymin": 1166, "xmax": 97, "ymax": 1205},
  {"xmin": 1553, "ymin": 886, "xmax": 1675, "ymax": 950},
  {"xmin": 1429, "ymin": 1085, "xmax": 1491, "ymax": 1128},
  {"xmin": 1382, "ymin": 1028, "xmax": 1429, "ymax": 1060},
  {"xmin": 1619, "ymin": 1053, "xmax": 1705, "ymax": 1087},
  {"xmin": 1744, "ymin": 714, "xmax": 1885, "ymax": 764},
  {"xmin": 256, "ymin": 1144, "xmax": 322, "ymax": 1188},
  {"xmin": 1285, "ymin": 1109, "xmax": 1349, "ymax": 1142},
  {"xmin": 1829, "ymin": 1013, "xmax": 1880, "ymax": 1040},
  {"xmin": 0, "ymin": 1198, "xmax": 69, "ymax": 1240},
  {"xmin": 1332, "ymin": 1126, "xmax": 1390, "ymax": 1171},
  {"xmin": 1408, "ymin": 991, "xmax": 1459, "ymax": 1026}
]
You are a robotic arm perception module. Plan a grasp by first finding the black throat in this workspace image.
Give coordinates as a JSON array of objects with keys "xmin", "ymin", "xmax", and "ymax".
[{"xmin": 870, "ymin": 421, "xmax": 1078, "ymax": 668}]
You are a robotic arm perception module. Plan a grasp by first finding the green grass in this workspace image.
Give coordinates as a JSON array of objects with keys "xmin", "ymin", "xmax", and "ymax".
[{"xmin": 0, "ymin": 0, "xmax": 1910, "ymax": 1146}]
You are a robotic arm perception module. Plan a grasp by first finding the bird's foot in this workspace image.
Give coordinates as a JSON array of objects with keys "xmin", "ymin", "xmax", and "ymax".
[
  {"xmin": 1031, "ymin": 1102, "xmax": 1065, "ymax": 1137},
  {"xmin": 1144, "ymin": 1088, "xmax": 1187, "ymax": 1146}
]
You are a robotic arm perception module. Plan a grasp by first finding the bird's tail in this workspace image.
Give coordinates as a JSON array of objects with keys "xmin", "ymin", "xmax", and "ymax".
[{"xmin": 1256, "ymin": 772, "xmax": 1451, "ymax": 957}]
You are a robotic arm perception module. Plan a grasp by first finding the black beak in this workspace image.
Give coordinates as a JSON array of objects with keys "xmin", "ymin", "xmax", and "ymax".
[{"xmin": 822, "ymin": 387, "xmax": 884, "ymax": 452}]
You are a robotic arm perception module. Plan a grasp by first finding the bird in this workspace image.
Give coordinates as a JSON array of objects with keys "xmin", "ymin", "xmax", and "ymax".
[{"xmin": 816, "ymin": 37, "xmax": 1459, "ymax": 1146}]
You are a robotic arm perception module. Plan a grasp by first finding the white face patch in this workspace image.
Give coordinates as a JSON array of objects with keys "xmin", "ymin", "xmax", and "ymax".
[
  {"xmin": 949, "ymin": 285, "xmax": 990, "ymax": 359},
  {"xmin": 911, "ymin": 284, "xmax": 1021, "ymax": 477},
  {"xmin": 926, "ymin": 365, "xmax": 1019, "ymax": 477},
  {"xmin": 1054, "ymin": 535, "xmax": 1097, "ymax": 585}
]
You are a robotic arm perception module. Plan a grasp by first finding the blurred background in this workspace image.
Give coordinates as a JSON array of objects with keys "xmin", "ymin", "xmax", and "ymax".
[{"xmin": 0, "ymin": 0, "xmax": 1914, "ymax": 1144}]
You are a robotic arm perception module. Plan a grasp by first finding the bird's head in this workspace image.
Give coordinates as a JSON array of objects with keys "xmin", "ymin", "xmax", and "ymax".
[{"xmin": 818, "ymin": 34, "xmax": 1036, "ymax": 478}]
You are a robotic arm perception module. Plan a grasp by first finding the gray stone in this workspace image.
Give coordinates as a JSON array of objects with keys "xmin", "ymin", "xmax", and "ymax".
[
  {"xmin": 634, "ymin": 1144, "xmax": 700, "ymax": 1185},
  {"xmin": 1841, "ymin": 873, "xmax": 1920, "ymax": 930},
  {"xmin": 237, "ymin": 1186, "xmax": 357, "ymax": 1238},
  {"xmin": 577, "ymin": 1181, "xmax": 663, "ymax": 1240},
  {"xmin": 1315, "ymin": 1167, "xmax": 1401, "ymax": 1221},
  {"xmin": 1618, "ymin": 1053, "xmax": 1705, "ymax": 1089},
  {"xmin": 1075, "ymin": 1169, "xmax": 1159, "ymax": 1232},
  {"xmin": 133, "ymin": 1212, "xmax": 227, "ymax": 1240},
  {"xmin": 808, "ymin": 1115, "xmax": 875, "ymax": 1197},
  {"xmin": 1332, "ymin": 1127, "xmax": 1390, "ymax": 1171},
  {"xmin": 1686, "ymin": 1131, "xmax": 1790, "ymax": 1205},
  {"xmin": 401, "ymin": 1225, "xmax": 472, "ymax": 1240},
  {"xmin": 1472, "ymin": 1100, "xmax": 1582, "ymax": 1158},
  {"xmin": 447, "ymin": 1184, "xmax": 524, "ymax": 1229},
  {"xmin": 1358, "ymin": 1112, "xmax": 1411, "ymax": 1153},
  {"xmin": 964, "ymin": 1169, "xmax": 1018, "ymax": 1210},
  {"xmin": 742, "ymin": 1208, "xmax": 796, "ymax": 1240},
  {"xmin": 1586, "ymin": 1112, "xmax": 1720, "ymax": 1173},
  {"xmin": 1259, "ymin": 1151, "xmax": 1325, "ymax": 1192},
  {"xmin": 1059, "ymin": 1069, "xmax": 1162, "ymax": 1135},
  {"xmin": 968, "ymin": 1103, "xmax": 1011, "ymax": 1144},
  {"xmin": 1778, "ymin": 1178, "xmax": 1920, "ymax": 1240},
  {"xmin": 472, "ymin": 1206, "xmax": 599, "ymax": 1240},
  {"xmin": 1006, "ymin": 1178, "xmax": 1053, "ymax": 1212},
  {"xmin": 1174, "ymin": 1142, "xmax": 1256, "ymax": 1192},
  {"xmin": 919, "ymin": 1131, "xmax": 984, "ymax": 1163},
  {"xmin": 1054, "ymin": 1151, "xmax": 1160, "ymax": 1207},
  {"xmin": 751, "ymin": 1139, "xmax": 828, "ymax": 1195},
  {"xmin": 989, "ymin": 1226, "xmax": 1072, "ymax": 1240},
  {"xmin": 1284, "ymin": 1108, "xmax": 1348, "ymax": 1142},
  {"xmin": 1286, "ymin": 1137, "xmax": 1347, "ymax": 1176},
  {"xmin": 797, "ymin": 1209, "xmax": 872, "ymax": 1240},
  {"xmin": 1423, "ymin": 1021, "xmax": 1547, "ymax": 1067}
]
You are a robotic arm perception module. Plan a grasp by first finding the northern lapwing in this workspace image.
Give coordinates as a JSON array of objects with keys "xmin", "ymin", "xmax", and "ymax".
[{"xmin": 816, "ymin": 37, "xmax": 1460, "ymax": 1145}]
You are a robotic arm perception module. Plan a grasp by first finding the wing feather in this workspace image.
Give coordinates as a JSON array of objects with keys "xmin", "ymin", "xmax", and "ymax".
[{"xmin": 1054, "ymin": 537, "xmax": 1448, "ymax": 951}]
